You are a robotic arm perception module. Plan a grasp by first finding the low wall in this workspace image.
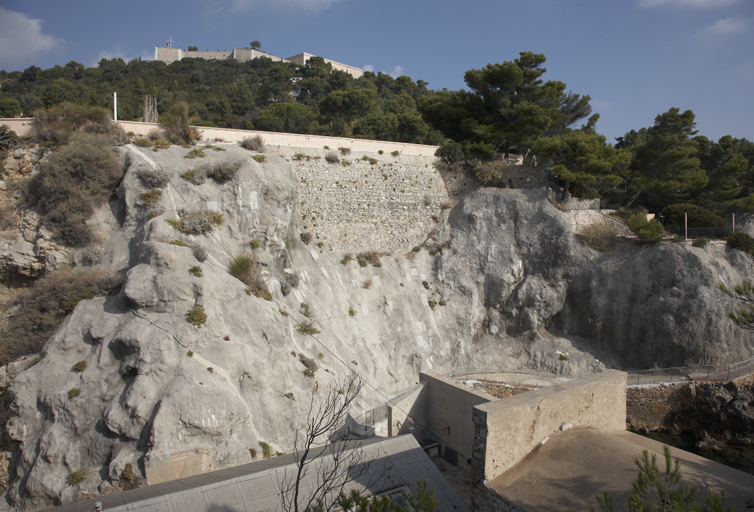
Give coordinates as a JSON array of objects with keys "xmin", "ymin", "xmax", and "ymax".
[
  {"xmin": 0, "ymin": 118, "xmax": 33, "ymax": 137},
  {"xmin": 117, "ymin": 121, "xmax": 438, "ymax": 157},
  {"xmin": 417, "ymin": 371, "xmax": 495, "ymax": 468},
  {"xmin": 626, "ymin": 383, "xmax": 684, "ymax": 432},
  {"xmin": 387, "ymin": 383, "xmax": 425, "ymax": 437},
  {"xmin": 471, "ymin": 370, "xmax": 626, "ymax": 485},
  {"xmin": 565, "ymin": 209, "xmax": 633, "ymax": 237}
]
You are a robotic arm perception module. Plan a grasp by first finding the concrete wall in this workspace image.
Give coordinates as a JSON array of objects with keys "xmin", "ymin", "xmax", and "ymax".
[
  {"xmin": 387, "ymin": 383, "xmax": 425, "ymax": 437},
  {"xmin": 183, "ymin": 50, "xmax": 233, "ymax": 60},
  {"xmin": 0, "ymin": 118, "xmax": 33, "ymax": 137},
  {"xmin": 287, "ymin": 52, "xmax": 363, "ymax": 78},
  {"xmin": 418, "ymin": 372, "xmax": 496, "ymax": 468},
  {"xmin": 116, "ymin": 121, "xmax": 438, "ymax": 157},
  {"xmin": 471, "ymin": 370, "xmax": 626, "ymax": 485},
  {"xmin": 565, "ymin": 209, "xmax": 633, "ymax": 237},
  {"xmin": 154, "ymin": 47, "xmax": 182, "ymax": 64}
]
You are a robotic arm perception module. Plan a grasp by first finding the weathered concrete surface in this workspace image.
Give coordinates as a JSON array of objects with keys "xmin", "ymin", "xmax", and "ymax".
[
  {"xmin": 41, "ymin": 436, "xmax": 467, "ymax": 512},
  {"xmin": 415, "ymin": 372, "xmax": 495, "ymax": 470},
  {"xmin": 482, "ymin": 429, "xmax": 754, "ymax": 512},
  {"xmin": 472, "ymin": 370, "xmax": 626, "ymax": 485}
]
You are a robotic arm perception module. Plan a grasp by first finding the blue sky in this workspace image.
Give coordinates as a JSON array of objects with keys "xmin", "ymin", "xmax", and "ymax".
[{"xmin": 1, "ymin": 0, "xmax": 752, "ymax": 144}]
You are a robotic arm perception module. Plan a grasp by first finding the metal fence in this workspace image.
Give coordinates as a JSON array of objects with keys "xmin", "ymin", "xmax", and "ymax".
[
  {"xmin": 447, "ymin": 367, "xmax": 575, "ymax": 388},
  {"xmin": 626, "ymin": 357, "xmax": 754, "ymax": 386},
  {"xmin": 686, "ymin": 226, "xmax": 734, "ymax": 240}
]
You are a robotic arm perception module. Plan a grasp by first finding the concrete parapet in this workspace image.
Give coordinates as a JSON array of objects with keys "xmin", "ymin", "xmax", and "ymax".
[
  {"xmin": 0, "ymin": 118, "xmax": 34, "ymax": 137},
  {"xmin": 387, "ymin": 383, "xmax": 425, "ymax": 437},
  {"xmin": 471, "ymin": 370, "xmax": 627, "ymax": 485},
  {"xmin": 418, "ymin": 371, "xmax": 495, "ymax": 469}
]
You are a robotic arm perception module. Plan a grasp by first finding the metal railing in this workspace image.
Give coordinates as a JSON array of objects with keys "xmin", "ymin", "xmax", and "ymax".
[
  {"xmin": 444, "ymin": 357, "xmax": 754, "ymax": 389},
  {"xmin": 626, "ymin": 357, "xmax": 754, "ymax": 386},
  {"xmin": 447, "ymin": 367, "xmax": 576, "ymax": 388}
]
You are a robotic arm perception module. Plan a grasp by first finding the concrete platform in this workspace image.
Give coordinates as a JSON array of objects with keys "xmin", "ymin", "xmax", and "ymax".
[{"xmin": 487, "ymin": 429, "xmax": 754, "ymax": 512}]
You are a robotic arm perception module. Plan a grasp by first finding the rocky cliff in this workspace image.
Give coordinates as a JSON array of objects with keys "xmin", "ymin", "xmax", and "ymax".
[{"xmin": 2, "ymin": 140, "xmax": 754, "ymax": 509}]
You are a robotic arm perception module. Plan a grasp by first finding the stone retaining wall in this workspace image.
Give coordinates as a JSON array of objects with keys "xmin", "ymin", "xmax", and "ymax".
[
  {"xmin": 294, "ymin": 156, "xmax": 448, "ymax": 253},
  {"xmin": 565, "ymin": 209, "xmax": 633, "ymax": 237},
  {"xmin": 626, "ymin": 383, "xmax": 685, "ymax": 432}
]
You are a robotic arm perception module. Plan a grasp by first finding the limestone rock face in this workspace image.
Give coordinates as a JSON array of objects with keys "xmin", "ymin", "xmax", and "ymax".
[
  {"xmin": 551, "ymin": 241, "xmax": 754, "ymax": 368},
  {"xmin": 3, "ymin": 142, "xmax": 754, "ymax": 509}
]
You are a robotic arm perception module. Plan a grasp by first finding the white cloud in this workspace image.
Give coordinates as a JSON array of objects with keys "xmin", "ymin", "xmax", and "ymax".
[
  {"xmin": 0, "ymin": 8, "xmax": 63, "ymax": 69},
  {"xmin": 638, "ymin": 0, "xmax": 739, "ymax": 7},
  {"xmin": 363, "ymin": 64, "xmax": 375, "ymax": 73},
  {"xmin": 389, "ymin": 65, "xmax": 404, "ymax": 78},
  {"xmin": 228, "ymin": 0, "xmax": 342, "ymax": 12},
  {"xmin": 592, "ymin": 99, "xmax": 615, "ymax": 110},
  {"xmin": 91, "ymin": 43, "xmax": 132, "ymax": 67},
  {"xmin": 703, "ymin": 17, "xmax": 747, "ymax": 35}
]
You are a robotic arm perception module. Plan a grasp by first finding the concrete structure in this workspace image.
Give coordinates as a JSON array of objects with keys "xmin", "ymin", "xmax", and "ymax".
[
  {"xmin": 154, "ymin": 46, "xmax": 362, "ymax": 78},
  {"xmin": 471, "ymin": 370, "xmax": 627, "ymax": 487},
  {"xmin": 480, "ymin": 428, "xmax": 754, "ymax": 512},
  {"xmin": 0, "ymin": 118, "xmax": 33, "ymax": 137},
  {"xmin": 44, "ymin": 436, "xmax": 468, "ymax": 512},
  {"xmin": 116, "ymin": 121, "xmax": 437, "ymax": 157}
]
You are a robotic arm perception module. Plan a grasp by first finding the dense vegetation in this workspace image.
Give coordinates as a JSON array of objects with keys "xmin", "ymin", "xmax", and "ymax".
[
  {"xmin": 0, "ymin": 56, "xmax": 441, "ymax": 144},
  {"xmin": 1, "ymin": 50, "xmax": 753, "ymax": 225}
]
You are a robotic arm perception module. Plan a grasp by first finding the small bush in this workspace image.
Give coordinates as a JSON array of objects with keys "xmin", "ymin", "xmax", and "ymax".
[
  {"xmin": 251, "ymin": 154, "xmax": 266, "ymax": 163},
  {"xmin": 300, "ymin": 303, "xmax": 312, "ymax": 318},
  {"xmin": 363, "ymin": 279, "xmax": 373, "ymax": 289},
  {"xmin": 726, "ymin": 231, "xmax": 754, "ymax": 256},
  {"xmin": 259, "ymin": 441, "xmax": 273, "ymax": 459},
  {"xmin": 692, "ymin": 237, "xmax": 709, "ymax": 248},
  {"xmin": 356, "ymin": 251, "xmax": 381, "ymax": 267},
  {"xmin": 68, "ymin": 388, "xmax": 81, "ymax": 399},
  {"xmin": 152, "ymin": 138, "xmax": 171, "ymax": 149},
  {"xmin": 191, "ymin": 243, "xmax": 208, "ymax": 262},
  {"xmin": 250, "ymin": 238, "xmax": 261, "ymax": 249},
  {"xmin": 166, "ymin": 209, "xmax": 224, "ymax": 236},
  {"xmin": 348, "ymin": 307, "xmax": 356, "ymax": 317},
  {"xmin": 240, "ymin": 135, "xmax": 265, "ymax": 152},
  {"xmin": 187, "ymin": 350, "xmax": 194, "ymax": 357},
  {"xmin": 186, "ymin": 305, "xmax": 207, "ymax": 327},
  {"xmin": 577, "ymin": 224, "xmax": 617, "ymax": 251},
  {"xmin": 660, "ymin": 203, "xmax": 726, "ymax": 234},
  {"xmin": 296, "ymin": 322, "xmax": 320, "ymax": 335},
  {"xmin": 428, "ymin": 300, "xmax": 437, "ymax": 310},
  {"xmin": 140, "ymin": 189, "xmax": 162, "ymax": 209},
  {"xmin": 185, "ymin": 148, "xmax": 205, "ymax": 159},
  {"xmin": 169, "ymin": 240, "xmax": 188, "ymax": 247},
  {"xmin": 132, "ymin": 138, "xmax": 152, "ymax": 148},
  {"xmin": 29, "ymin": 132, "xmax": 124, "ymax": 246},
  {"xmin": 160, "ymin": 102, "xmax": 200, "ymax": 145},
  {"xmin": 325, "ymin": 151, "xmax": 339, "ymax": 164},
  {"xmin": 627, "ymin": 214, "xmax": 664, "ymax": 243},
  {"xmin": 422, "ymin": 280, "xmax": 430, "ymax": 289},
  {"xmin": 293, "ymin": 153, "xmax": 306, "ymax": 161},
  {"xmin": 391, "ymin": 150, "xmax": 399, "ymax": 157},
  {"xmin": 299, "ymin": 354, "xmax": 319, "ymax": 378},
  {"xmin": 286, "ymin": 272, "xmax": 300, "ymax": 287},
  {"xmin": 300, "ymin": 232, "xmax": 313, "ymax": 245},
  {"xmin": 72, "ymin": 360, "xmax": 87, "ymax": 373},
  {"xmin": 136, "ymin": 168, "xmax": 168, "ymax": 188},
  {"xmin": 284, "ymin": 392, "xmax": 295, "ymax": 401},
  {"xmin": 68, "ymin": 470, "xmax": 86, "ymax": 485},
  {"xmin": 207, "ymin": 367, "xmax": 214, "ymax": 373},
  {"xmin": 559, "ymin": 353, "xmax": 568, "ymax": 361},
  {"xmin": 120, "ymin": 463, "xmax": 134, "ymax": 482},
  {"xmin": 188, "ymin": 266, "xmax": 203, "ymax": 277},
  {"xmin": 338, "ymin": 147, "xmax": 351, "ymax": 155},
  {"xmin": 249, "ymin": 448, "xmax": 257, "ymax": 458},
  {"xmin": 378, "ymin": 150, "xmax": 384, "ymax": 155},
  {"xmin": 0, "ymin": 269, "xmax": 122, "ymax": 362},
  {"xmin": 341, "ymin": 254, "xmax": 353, "ymax": 266},
  {"xmin": 206, "ymin": 161, "xmax": 241, "ymax": 183},
  {"xmin": 229, "ymin": 253, "xmax": 271, "ymax": 299},
  {"xmin": 181, "ymin": 168, "xmax": 205, "ymax": 185}
]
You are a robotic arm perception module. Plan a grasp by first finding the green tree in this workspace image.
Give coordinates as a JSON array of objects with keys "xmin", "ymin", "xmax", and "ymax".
[
  {"xmin": 592, "ymin": 445, "xmax": 736, "ymax": 512},
  {"xmin": 0, "ymin": 98, "xmax": 23, "ymax": 117},
  {"xmin": 250, "ymin": 40, "xmax": 261, "ymax": 50},
  {"xmin": 419, "ymin": 52, "xmax": 592, "ymax": 159},
  {"xmin": 627, "ymin": 108, "xmax": 707, "ymax": 209},
  {"xmin": 254, "ymin": 103, "xmax": 318, "ymax": 133},
  {"xmin": 533, "ymin": 129, "xmax": 631, "ymax": 199}
]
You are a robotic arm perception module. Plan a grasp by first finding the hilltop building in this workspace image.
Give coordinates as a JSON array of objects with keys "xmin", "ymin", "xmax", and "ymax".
[{"xmin": 154, "ymin": 46, "xmax": 363, "ymax": 78}]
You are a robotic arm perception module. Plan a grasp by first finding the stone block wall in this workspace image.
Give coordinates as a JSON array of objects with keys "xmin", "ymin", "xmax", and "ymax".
[
  {"xmin": 626, "ymin": 383, "xmax": 685, "ymax": 432},
  {"xmin": 295, "ymin": 157, "xmax": 448, "ymax": 253},
  {"xmin": 565, "ymin": 209, "xmax": 633, "ymax": 236},
  {"xmin": 471, "ymin": 370, "xmax": 627, "ymax": 486}
]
